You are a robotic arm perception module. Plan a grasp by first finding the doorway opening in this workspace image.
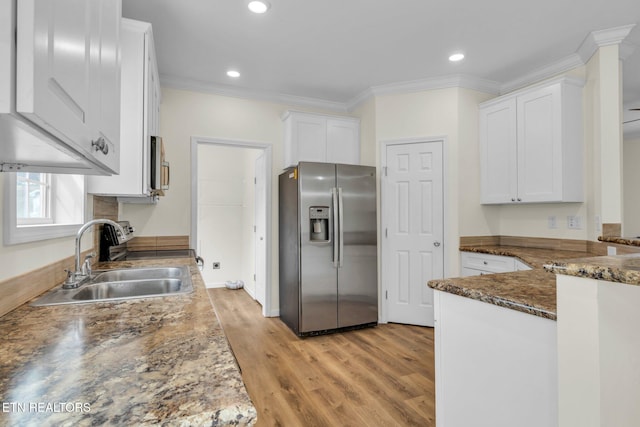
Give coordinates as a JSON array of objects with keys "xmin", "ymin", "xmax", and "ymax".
[{"xmin": 190, "ymin": 137, "xmax": 273, "ymax": 317}]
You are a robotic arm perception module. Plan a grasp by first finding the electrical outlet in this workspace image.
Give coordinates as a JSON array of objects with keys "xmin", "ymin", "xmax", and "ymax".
[
  {"xmin": 567, "ymin": 215, "xmax": 582, "ymax": 229},
  {"xmin": 607, "ymin": 246, "xmax": 617, "ymax": 256},
  {"xmin": 548, "ymin": 216, "xmax": 557, "ymax": 229},
  {"xmin": 212, "ymin": 262, "xmax": 221, "ymax": 269}
]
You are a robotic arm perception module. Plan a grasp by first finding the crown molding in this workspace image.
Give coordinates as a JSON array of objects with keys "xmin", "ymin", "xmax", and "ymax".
[
  {"xmin": 160, "ymin": 74, "xmax": 349, "ymax": 113},
  {"xmin": 501, "ymin": 24, "xmax": 636, "ymax": 95},
  {"xmin": 346, "ymin": 74, "xmax": 501, "ymax": 111},
  {"xmin": 500, "ymin": 53, "xmax": 584, "ymax": 94},
  {"xmin": 577, "ymin": 24, "xmax": 636, "ymax": 63}
]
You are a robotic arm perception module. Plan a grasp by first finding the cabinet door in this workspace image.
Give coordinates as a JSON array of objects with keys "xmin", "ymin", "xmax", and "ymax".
[
  {"xmin": 292, "ymin": 114, "xmax": 326, "ymax": 163},
  {"xmin": 88, "ymin": 19, "xmax": 150, "ymax": 196},
  {"xmin": 326, "ymin": 118, "xmax": 359, "ymax": 165},
  {"xmin": 479, "ymin": 98, "xmax": 517, "ymax": 204},
  {"xmin": 16, "ymin": 0, "xmax": 94, "ymax": 153},
  {"xmin": 90, "ymin": 0, "xmax": 121, "ymax": 173},
  {"xmin": 516, "ymin": 84, "xmax": 562, "ymax": 202},
  {"xmin": 16, "ymin": 0, "xmax": 120, "ymax": 173}
]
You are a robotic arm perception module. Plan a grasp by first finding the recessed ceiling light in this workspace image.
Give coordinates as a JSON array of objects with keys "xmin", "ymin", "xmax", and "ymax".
[
  {"xmin": 449, "ymin": 53, "xmax": 465, "ymax": 62},
  {"xmin": 248, "ymin": 1, "xmax": 270, "ymax": 14},
  {"xmin": 227, "ymin": 70, "xmax": 240, "ymax": 78}
]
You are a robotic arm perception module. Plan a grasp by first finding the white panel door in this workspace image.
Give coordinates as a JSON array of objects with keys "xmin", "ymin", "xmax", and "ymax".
[
  {"xmin": 384, "ymin": 141, "xmax": 444, "ymax": 326},
  {"xmin": 254, "ymin": 152, "xmax": 267, "ymax": 307}
]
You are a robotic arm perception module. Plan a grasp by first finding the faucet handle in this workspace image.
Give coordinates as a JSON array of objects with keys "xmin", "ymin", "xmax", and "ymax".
[
  {"xmin": 82, "ymin": 254, "xmax": 94, "ymax": 276},
  {"xmin": 64, "ymin": 269, "xmax": 75, "ymax": 284}
]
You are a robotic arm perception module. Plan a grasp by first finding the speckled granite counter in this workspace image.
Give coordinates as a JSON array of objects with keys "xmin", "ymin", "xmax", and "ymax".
[
  {"xmin": 598, "ymin": 235, "xmax": 640, "ymax": 247},
  {"xmin": 0, "ymin": 258, "xmax": 257, "ymax": 426},
  {"xmin": 428, "ymin": 245, "xmax": 596, "ymax": 320},
  {"xmin": 546, "ymin": 252, "xmax": 640, "ymax": 285}
]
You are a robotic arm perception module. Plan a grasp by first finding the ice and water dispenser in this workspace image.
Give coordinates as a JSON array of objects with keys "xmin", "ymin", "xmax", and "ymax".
[{"xmin": 309, "ymin": 206, "xmax": 330, "ymax": 242}]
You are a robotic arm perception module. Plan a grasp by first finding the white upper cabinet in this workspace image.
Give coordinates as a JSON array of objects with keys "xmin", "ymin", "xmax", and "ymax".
[
  {"xmin": 480, "ymin": 77, "xmax": 584, "ymax": 204},
  {"xmin": 89, "ymin": 19, "xmax": 160, "ymax": 198},
  {"xmin": 0, "ymin": 0, "xmax": 121, "ymax": 174},
  {"xmin": 283, "ymin": 111, "xmax": 360, "ymax": 168}
]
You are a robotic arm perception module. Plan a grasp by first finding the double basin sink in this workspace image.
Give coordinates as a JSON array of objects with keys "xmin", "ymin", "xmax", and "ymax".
[{"xmin": 32, "ymin": 266, "xmax": 193, "ymax": 306}]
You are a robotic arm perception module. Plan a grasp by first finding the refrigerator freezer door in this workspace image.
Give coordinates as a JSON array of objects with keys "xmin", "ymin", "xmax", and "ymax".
[
  {"xmin": 298, "ymin": 162, "xmax": 338, "ymax": 333},
  {"xmin": 336, "ymin": 164, "xmax": 378, "ymax": 328},
  {"xmin": 278, "ymin": 168, "xmax": 301, "ymax": 335}
]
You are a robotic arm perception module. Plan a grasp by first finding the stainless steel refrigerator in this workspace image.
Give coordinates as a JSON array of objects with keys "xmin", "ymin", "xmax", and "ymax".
[{"xmin": 279, "ymin": 162, "xmax": 378, "ymax": 336}]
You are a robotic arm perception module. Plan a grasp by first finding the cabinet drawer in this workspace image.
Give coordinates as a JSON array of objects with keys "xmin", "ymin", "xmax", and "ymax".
[
  {"xmin": 460, "ymin": 252, "xmax": 516, "ymax": 273},
  {"xmin": 460, "ymin": 267, "xmax": 494, "ymax": 277}
]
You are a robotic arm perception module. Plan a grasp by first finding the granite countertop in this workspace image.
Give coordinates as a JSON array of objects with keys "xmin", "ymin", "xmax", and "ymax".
[
  {"xmin": 546, "ymin": 252, "xmax": 640, "ymax": 285},
  {"xmin": 428, "ymin": 245, "xmax": 596, "ymax": 320},
  {"xmin": 0, "ymin": 258, "xmax": 257, "ymax": 426},
  {"xmin": 598, "ymin": 235, "xmax": 640, "ymax": 247}
]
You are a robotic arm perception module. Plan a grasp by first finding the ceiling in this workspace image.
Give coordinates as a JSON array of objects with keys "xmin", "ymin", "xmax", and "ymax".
[{"xmin": 122, "ymin": 0, "xmax": 640, "ymax": 113}]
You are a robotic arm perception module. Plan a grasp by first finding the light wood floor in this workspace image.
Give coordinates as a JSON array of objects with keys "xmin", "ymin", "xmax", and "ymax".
[{"xmin": 207, "ymin": 287, "xmax": 436, "ymax": 427}]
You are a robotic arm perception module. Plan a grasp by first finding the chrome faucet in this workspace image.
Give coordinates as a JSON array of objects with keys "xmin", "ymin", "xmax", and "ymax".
[{"xmin": 63, "ymin": 219, "xmax": 126, "ymax": 289}]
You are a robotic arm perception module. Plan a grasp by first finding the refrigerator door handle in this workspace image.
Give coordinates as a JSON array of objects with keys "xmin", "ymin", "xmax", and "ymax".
[
  {"xmin": 338, "ymin": 187, "xmax": 344, "ymax": 267},
  {"xmin": 332, "ymin": 187, "xmax": 339, "ymax": 267}
]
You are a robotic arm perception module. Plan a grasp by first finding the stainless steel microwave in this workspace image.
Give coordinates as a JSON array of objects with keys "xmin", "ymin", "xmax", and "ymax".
[{"xmin": 150, "ymin": 136, "xmax": 169, "ymax": 195}]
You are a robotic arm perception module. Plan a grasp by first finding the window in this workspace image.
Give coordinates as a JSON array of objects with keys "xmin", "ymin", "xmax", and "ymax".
[
  {"xmin": 16, "ymin": 173, "xmax": 52, "ymax": 225},
  {"xmin": 3, "ymin": 172, "xmax": 86, "ymax": 245}
]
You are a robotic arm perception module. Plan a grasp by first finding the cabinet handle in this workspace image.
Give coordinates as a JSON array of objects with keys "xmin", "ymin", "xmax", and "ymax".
[
  {"xmin": 483, "ymin": 261, "xmax": 488, "ymax": 265},
  {"xmin": 91, "ymin": 137, "xmax": 108, "ymax": 155},
  {"xmin": 434, "ymin": 241, "xmax": 441, "ymax": 247},
  {"xmin": 511, "ymin": 198, "xmax": 516, "ymax": 202},
  {"xmin": 517, "ymin": 198, "xmax": 522, "ymax": 202}
]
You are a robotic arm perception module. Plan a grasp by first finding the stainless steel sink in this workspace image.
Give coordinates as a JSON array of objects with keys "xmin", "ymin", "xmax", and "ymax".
[
  {"xmin": 90, "ymin": 267, "xmax": 185, "ymax": 283},
  {"xmin": 31, "ymin": 266, "xmax": 193, "ymax": 306}
]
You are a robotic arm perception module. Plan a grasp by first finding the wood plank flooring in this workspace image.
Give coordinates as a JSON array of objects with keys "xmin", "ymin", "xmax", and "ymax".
[{"xmin": 207, "ymin": 288, "xmax": 436, "ymax": 426}]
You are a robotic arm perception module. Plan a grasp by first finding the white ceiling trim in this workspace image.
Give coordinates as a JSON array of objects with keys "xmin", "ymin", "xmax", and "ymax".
[
  {"xmin": 346, "ymin": 74, "xmax": 501, "ymax": 111},
  {"xmin": 160, "ymin": 74, "xmax": 349, "ymax": 113},
  {"xmin": 500, "ymin": 54, "xmax": 584, "ymax": 94},
  {"xmin": 501, "ymin": 25, "xmax": 636, "ymax": 95},
  {"xmin": 577, "ymin": 24, "xmax": 636, "ymax": 63}
]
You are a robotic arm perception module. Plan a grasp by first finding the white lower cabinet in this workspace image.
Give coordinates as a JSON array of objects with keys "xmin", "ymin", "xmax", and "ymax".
[
  {"xmin": 434, "ymin": 291, "xmax": 558, "ymax": 427},
  {"xmin": 460, "ymin": 251, "xmax": 531, "ymax": 276}
]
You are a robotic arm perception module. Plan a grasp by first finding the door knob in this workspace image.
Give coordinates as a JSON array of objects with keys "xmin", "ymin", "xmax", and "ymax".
[{"xmin": 434, "ymin": 241, "xmax": 441, "ymax": 247}]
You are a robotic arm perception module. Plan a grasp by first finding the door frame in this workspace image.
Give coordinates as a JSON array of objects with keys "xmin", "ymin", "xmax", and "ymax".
[
  {"xmin": 190, "ymin": 136, "xmax": 274, "ymax": 317},
  {"xmin": 253, "ymin": 152, "xmax": 267, "ymax": 307},
  {"xmin": 379, "ymin": 136, "xmax": 450, "ymax": 324}
]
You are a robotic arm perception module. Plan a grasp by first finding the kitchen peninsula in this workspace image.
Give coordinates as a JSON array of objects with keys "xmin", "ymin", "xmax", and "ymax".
[
  {"xmin": 0, "ymin": 258, "xmax": 256, "ymax": 426},
  {"xmin": 548, "ymin": 253, "xmax": 640, "ymax": 427},
  {"xmin": 428, "ymin": 244, "xmax": 596, "ymax": 427}
]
